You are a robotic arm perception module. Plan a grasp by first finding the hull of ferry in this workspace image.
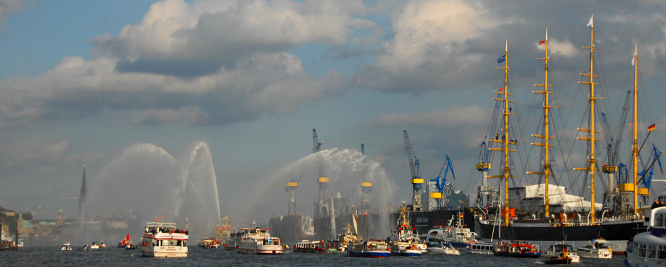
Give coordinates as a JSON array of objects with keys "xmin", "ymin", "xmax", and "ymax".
[{"xmin": 237, "ymin": 241, "xmax": 284, "ymax": 255}]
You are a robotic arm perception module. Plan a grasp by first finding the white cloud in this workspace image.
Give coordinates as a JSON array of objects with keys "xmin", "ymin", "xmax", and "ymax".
[{"xmin": 92, "ymin": 0, "xmax": 373, "ymax": 76}]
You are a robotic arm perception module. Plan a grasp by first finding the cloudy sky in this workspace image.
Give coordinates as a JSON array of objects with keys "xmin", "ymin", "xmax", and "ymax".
[{"xmin": 1, "ymin": 0, "xmax": 666, "ymax": 224}]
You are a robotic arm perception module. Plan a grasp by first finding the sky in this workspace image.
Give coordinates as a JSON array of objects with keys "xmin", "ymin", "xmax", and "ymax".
[{"xmin": 1, "ymin": 0, "xmax": 666, "ymax": 226}]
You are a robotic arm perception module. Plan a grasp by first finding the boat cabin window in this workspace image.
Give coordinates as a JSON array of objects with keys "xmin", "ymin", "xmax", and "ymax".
[
  {"xmin": 658, "ymin": 246, "xmax": 666, "ymax": 259},
  {"xmin": 648, "ymin": 245, "xmax": 657, "ymax": 258},
  {"xmin": 638, "ymin": 243, "xmax": 646, "ymax": 257},
  {"xmin": 657, "ymin": 214, "xmax": 665, "ymax": 227},
  {"xmin": 596, "ymin": 242, "xmax": 610, "ymax": 249},
  {"xmin": 153, "ymin": 241, "xmax": 158, "ymax": 247}
]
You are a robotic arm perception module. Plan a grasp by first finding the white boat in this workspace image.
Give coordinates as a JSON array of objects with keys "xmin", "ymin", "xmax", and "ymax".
[
  {"xmin": 543, "ymin": 243, "xmax": 580, "ymax": 264},
  {"xmin": 468, "ymin": 242, "xmax": 494, "ymax": 255},
  {"xmin": 61, "ymin": 242, "xmax": 72, "ymax": 251},
  {"xmin": 426, "ymin": 242, "xmax": 460, "ymax": 255},
  {"xmin": 236, "ymin": 227, "xmax": 283, "ymax": 255},
  {"xmin": 139, "ymin": 222, "xmax": 189, "ymax": 257},
  {"xmin": 390, "ymin": 241, "xmax": 422, "ymax": 256},
  {"xmin": 426, "ymin": 213, "xmax": 477, "ymax": 249},
  {"xmin": 90, "ymin": 242, "xmax": 99, "ymax": 249},
  {"xmin": 574, "ymin": 238, "xmax": 612, "ymax": 259}
]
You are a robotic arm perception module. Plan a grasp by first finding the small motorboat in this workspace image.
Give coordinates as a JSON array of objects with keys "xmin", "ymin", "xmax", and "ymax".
[
  {"xmin": 81, "ymin": 244, "xmax": 90, "ymax": 251},
  {"xmin": 61, "ymin": 242, "xmax": 72, "ymax": 251},
  {"xmin": 90, "ymin": 242, "xmax": 100, "ymax": 249},
  {"xmin": 426, "ymin": 241, "xmax": 460, "ymax": 255},
  {"xmin": 99, "ymin": 242, "xmax": 107, "ymax": 248},
  {"xmin": 544, "ymin": 243, "xmax": 580, "ymax": 264}
]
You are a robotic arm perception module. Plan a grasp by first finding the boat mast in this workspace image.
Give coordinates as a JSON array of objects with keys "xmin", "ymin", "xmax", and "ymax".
[
  {"xmin": 633, "ymin": 45, "xmax": 638, "ymax": 215},
  {"xmin": 576, "ymin": 15, "xmax": 598, "ymax": 223},
  {"xmin": 529, "ymin": 29, "xmax": 553, "ymax": 219},
  {"xmin": 489, "ymin": 40, "xmax": 516, "ymax": 227}
]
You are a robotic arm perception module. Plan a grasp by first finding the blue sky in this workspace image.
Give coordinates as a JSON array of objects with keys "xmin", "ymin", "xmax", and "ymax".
[{"xmin": 1, "ymin": 0, "xmax": 666, "ymax": 225}]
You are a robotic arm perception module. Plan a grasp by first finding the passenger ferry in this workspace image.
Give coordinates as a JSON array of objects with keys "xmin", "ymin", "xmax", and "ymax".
[
  {"xmin": 468, "ymin": 242, "xmax": 494, "ymax": 255},
  {"xmin": 625, "ymin": 206, "xmax": 666, "ymax": 266},
  {"xmin": 237, "ymin": 227, "xmax": 283, "ymax": 255},
  {"xmin": 139, "ymin": 222, "xmax": 189, "ymax": 257},
  {"xmin": 492, "ymin": 240, "xmax": 540, "ymax": 258},
  {"xmin": 346, "ymin": 240, "xmax": 391, "ymax": 257}
]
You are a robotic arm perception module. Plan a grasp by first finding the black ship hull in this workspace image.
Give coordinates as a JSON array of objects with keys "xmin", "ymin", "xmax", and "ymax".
[{"xmin": 475, "ymin": 218, "xmax": 645, "ymax": 241}]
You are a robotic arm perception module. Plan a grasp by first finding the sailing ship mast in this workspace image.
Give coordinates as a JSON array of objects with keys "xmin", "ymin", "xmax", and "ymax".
[
  {"xmin": 575, "ymin": 15, "xmax": 598, "ymax": 223},
  {"xmin": 632, "ymin": 45, "xmax": 638, "ymax": 215},
  {"xmin": 529, "ymin": 30, "xmax": 554, "ymax": 219},
  {"xmin": 489, "ymin": 41, "xmax": 516, "ymax": 227}
]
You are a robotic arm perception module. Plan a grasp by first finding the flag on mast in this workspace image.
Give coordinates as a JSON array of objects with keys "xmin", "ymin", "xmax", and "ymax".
[
  {"xmin": 648, "ymin": 123, "xmax": 656, "ymax": 132},
  {"xmin": 587, "ymin": 15, "xmax": 593, "ymax": 27},
  {"xmin": 632, "ymin": 46, "xmax": 637, "ymax": 66},
  {"xmin": 497, "ymin": 55, "xmax": 505, "ymax": 64},
  {"xmin": 539, "ymin": 39, "xmax": 546, "ymax": 45}
]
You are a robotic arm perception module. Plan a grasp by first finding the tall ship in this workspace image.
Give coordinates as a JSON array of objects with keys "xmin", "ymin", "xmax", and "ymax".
[
  {"xmin": 139, "ymin": 222, "xmax": 189, "ymax": 257},
  {"xmin": 474, "ymin": 18, "xmax": 652, "ymax": 251}
]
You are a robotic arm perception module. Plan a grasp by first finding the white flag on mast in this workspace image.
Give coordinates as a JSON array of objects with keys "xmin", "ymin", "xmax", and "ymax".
[
  {"xmin": 632, "ymin": 47, "xmax": 637, "ymax": 66},
  {"xmin": 587, "ymin": 15, "xmax": 593, "ymax": 27}
]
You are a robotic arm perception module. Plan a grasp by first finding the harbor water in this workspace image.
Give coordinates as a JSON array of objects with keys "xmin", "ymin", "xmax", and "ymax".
[{"xmin": 2, "ymin": 246, "xmax": 628, "ymax": 266}]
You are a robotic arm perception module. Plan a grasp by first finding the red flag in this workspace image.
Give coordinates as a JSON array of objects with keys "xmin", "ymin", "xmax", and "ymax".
[
  {"xmin": 539, "ymin": 39, "xmax": 546, "ymax": 45},
  {"xmin": 499, "ymin": 87, "xmax": 503, "ymax": 92},
  {"xmin": 155, "ymin": 216, "xmax": 158, "ymax": 222}
]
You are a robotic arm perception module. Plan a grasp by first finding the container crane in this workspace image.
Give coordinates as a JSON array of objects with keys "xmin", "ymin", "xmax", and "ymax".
[
  {"xmin": 429, "ymin": 155, "xmax": 456, "ymax": 210},
  {"xmin": 404, "ymin": 129, "xmax": 423, "ymax": 211}
]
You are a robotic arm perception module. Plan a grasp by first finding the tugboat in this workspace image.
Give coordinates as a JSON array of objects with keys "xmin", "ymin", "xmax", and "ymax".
[
  {"xmin": 389, "ymin": 204, "xmax": 427, "ymax": 254},
  {"xmin": 139, "ymin": 221, "xmax": 189, "ymax": 257},
  {"xmin": 543, "ymin": 243, "xmax": 579, "ymax": 264},
  {"xmin": 236, "ymin": 227, "xmax": 283, "ymax": 255}
]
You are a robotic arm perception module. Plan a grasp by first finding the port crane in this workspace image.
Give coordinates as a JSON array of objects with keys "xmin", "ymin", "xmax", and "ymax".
[
  {"xmin": 313, "ymin": 128, "xmax": 329, "ymax": 217},
  {"xmin": 403, "ymin": 129, "xmax": 423, "ymax": 211},
  {"xmin": 429, "ymin": 154, "xmax": 456, "ymax": 210}
]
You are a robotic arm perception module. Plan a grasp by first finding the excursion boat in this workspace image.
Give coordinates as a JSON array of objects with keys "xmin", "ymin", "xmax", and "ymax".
[
  {"xmin": 139, "ymin": 222, "xmax": 189, "ymax": 257},
  {"xmin": 574, "ymin": 238, "xmax": 612, "ymax": 259},
  {"xmin": 625, "ymin": 206, "xmax": 666, "ymax": 266},
  {"xmin": 468, "ymin": 242, "xmax": 494, "ymax": 255},
  {"xmin": 294, "ymin": 240, "xmax": 329, "ymax": 253},
  {"xmin": 236, "ymin": 227, "xmax": 283, "ymax": 255},
  {"xmin": 426, "ymin": 241, "xmax": 460, "ymax": 255},
  {"xmin": 61, "ymin": 242, "xmax": 72, "ymax": 251},
  {"xmin": 346, "ymin": 240, "xmax": 390, "ymax": 258},
  {"xmin": 543, "ymin": 243, "xmax": 579, "ymax": 264},
  {"xmin": 492, "ymin": 240, "xmax": 540, "ymax": 258}
]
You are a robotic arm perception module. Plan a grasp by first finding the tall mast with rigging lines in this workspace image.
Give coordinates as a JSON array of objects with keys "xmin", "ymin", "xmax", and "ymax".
[
  {"xmin": 632, "ymin": 45, "xmax": 639, "ymax": 215},
  {"xmin": 529, "ymin": 30, "xmax": 554, "ymax": 219},
  {"xmin": 575, "ymin": 15, "xmax": 598, "ymax": 223},
  {"xmin": 488, "ymin": 41, "xmax": 516, "ymax": 227}
]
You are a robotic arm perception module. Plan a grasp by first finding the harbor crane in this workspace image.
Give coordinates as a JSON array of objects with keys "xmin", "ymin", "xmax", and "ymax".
[
  {"xmin": 429, "ymin": 154, "xmax": 456, "ymax": 210},
  {"xmin": 403, "ymin": 129, "xmax": 423, "ymax": 211},
  {"xmin": 313, "ymin": 128, "xmax": 329, "ymax": 217}
]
